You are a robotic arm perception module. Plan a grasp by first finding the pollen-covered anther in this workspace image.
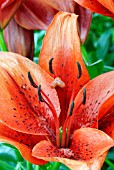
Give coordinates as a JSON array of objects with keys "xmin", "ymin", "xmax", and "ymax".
[
  {"xmin": 50, "ymin": 77, "xmax": 65, "ymax": 88},
  {"xmin": 49, "ymin": 58, "xmax": 54, "ymax": 74},
  {"xmin": 76, "ymin": 62, "xmax": 82, "ymax": 79},
  {"xmin": 28, "ymin": 71, "xmax": 38, "ymax": 88},
  {"xmin": 38, "ymin": 85, "xmax": 44, "ymax": 102},
  {"xmin": 69, "ymin": 101, "xmax": 74, "ymax": 116},
  {"xmin": 82, "ymin": 88, "xmax": 86, "ymax": 105}
]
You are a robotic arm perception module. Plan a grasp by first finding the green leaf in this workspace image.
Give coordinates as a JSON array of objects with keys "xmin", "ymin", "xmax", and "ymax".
[
  {"xmin": 105, "ymin": 159, "xmax": 114, "ymax": 169},
  {"xmin": 107, "ymin": 148, "xmax": 114, "ymax": 161},
  {"xmin": 0, "ymin": 160, "xmax": 15, "ymax": 170},
  {"xmin": 0, "ymin": 143, "xmax": 24, "ymax": 163},
  {"xmin": 34, "ymin": 30, "xmax": 45, "ymax": 58},
  {"xmin": 59, "ymin": 164, "xmax": 70, "ymax": 170},
  {"xmin": 81, "ymin": 46, "xmax": 90, "ymax": 63},
  {"xmin": 96, "ymin": 29, "xmax": 112, "ymax": 60},
  {"xmin": 86, "ymin": 60, "xmax": 104, "ymax": 79},
  {"xmin": 0, "ymin": 30, "xmax": 8, "ymax": 51},
  {"xmin": 104, "ymin": 65, "xmax": 114, "ymax": 72}
]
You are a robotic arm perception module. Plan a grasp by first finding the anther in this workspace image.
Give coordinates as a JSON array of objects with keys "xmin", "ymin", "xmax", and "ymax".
[
  {"xmin": 82, "ymin": 88, "xmax": 86, "ymax": 105},
  {"xmin": 69, "ymin": 101, "xmax": 74, "ymax": 116},
  {"xmin": 28, "ymin": 71, "xmax": 38, "ymax": 88},
  {"xmin": 38, "ymin": 85, "xmax": 44, "ymax": 102},
  {"xmin": 76, "ymin": 62, "xmax": 82, "ymax": 79},
  {"xmin": 49, "ymin": 58, "xmax": 54, "ymax": 74}
]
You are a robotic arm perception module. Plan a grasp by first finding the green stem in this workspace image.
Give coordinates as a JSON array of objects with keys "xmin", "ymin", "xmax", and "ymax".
[
  {"xmin": 50, "ymin": 162, "xmax": 61, "ymax": 170},
  {"xmin": 27, "ymin": 162, "xmax": 33, "ymax": 170},
  {"xmin": 105, "ymin": 158, "xmax": 114, "ymax": 169},
  {"xmin": 0, "ymin": 29, "xmax": 8, "ymax": 51}
]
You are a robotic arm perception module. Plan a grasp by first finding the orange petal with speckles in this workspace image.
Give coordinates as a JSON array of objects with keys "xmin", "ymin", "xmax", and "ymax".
[
  {"xmin": 0, "ymin": 52, "xmax": 60, "ymax": 138},
  {"xmin": 32, "ymin": 140, "xmax": 89, "ymax": 170},
  {"xmin": 74, "ymin": 0, "xmax": 114, "ymax": 18},
  {"xmin": 0, "ymin": 122, "xmax": 46, "ymax": 165},
  {"xmin": 70, "ymin": 71, "xmax": 114, "ymax": 134},
  {"xmin": 32, "ymin": 128, "xmax": 114, "ymax": 170},
  {"xmin": 39, "ymin": 12, "xmax": 90, "ymax": 125},
  {"xmin": 70, "ymin": 128, "xmax": 114, "ymax": 169},
  {"xmin": 99, "ymin": 94, "xmax": 114, "ymax": 139}
]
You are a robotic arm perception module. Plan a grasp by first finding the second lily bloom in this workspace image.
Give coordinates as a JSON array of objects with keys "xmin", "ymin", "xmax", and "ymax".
[{"xmin": 1, "ymin": 0, "xmax": 92, "ymax": 59}]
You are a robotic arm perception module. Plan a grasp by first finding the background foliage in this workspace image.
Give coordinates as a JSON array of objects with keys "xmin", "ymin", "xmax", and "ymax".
[{"xmin": 0, "ymin": 13, "xmax": 114, "ymax": 170}]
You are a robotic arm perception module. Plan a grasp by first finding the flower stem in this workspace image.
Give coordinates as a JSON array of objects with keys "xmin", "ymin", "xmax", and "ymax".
[
  {"xmin": 27, "ymin": 161, "xmax": 33, "ymax": 170},
  {"xmin": 0, "ymin": 29, "xmax": 8, "ymax": 51},
  {"xmin": 50, "ymin": 162, "xmax": 61, "ymax": 170},
  {"xmin": 105, "ymin": 158, "xmax": 114, "ymax": 169}
]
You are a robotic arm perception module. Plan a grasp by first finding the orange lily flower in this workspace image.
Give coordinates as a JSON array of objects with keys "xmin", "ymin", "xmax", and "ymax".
[
  {"xmin": 1, "ymin": 0, "xmax": 92, "ymax": 44},
  {"xmin": 0, "ymin": 12, "xmax": 114, "ymax": 170},
  {"xmin": 74, "ymin": 0, "xmax": 114, "ymax": 18}
]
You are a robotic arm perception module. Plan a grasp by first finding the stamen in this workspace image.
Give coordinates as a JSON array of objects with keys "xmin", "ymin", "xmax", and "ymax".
[
  {"xmin": 69, "ymin": 101, "xmax": 74, "ymax": 116},
  {"xmin": 66, "ymin": 103, "xmax": 82, "ymax": 147},
  {"xmin": 28, "ymin": 71, "xmax": 38, "ymax": 88},
  {"xmin": 82, "ymin": 88, "xmax": 86, "ymax": 105},
  {"xmin": 61, "ymin": 101, "xmax": 74, "ymax": 147},
  {"xmin": 28, "ymin": 71, "xmax": 60, "ymax": 147},
  {"xmin": 76, "ymin": 62, "xmax": 82, "ymax": 79},
  {"xmin": 51, "ymin": 77, "xmax": 65, "ymax": 88},
  {"xmin": 49, "ymin": 58, "xmax": 54, "ymax": 74},
  {"xmin": 40, "ymin": 89, "xmax": 60, "ymax": 147},
  {"xmin": 38, "ymin": 85, "xmax": 44, "ymax": 102}
]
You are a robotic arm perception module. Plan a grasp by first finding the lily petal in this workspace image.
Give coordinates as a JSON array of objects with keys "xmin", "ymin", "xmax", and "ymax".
[
  {"xmin": 70, "ymin": 128, "xmax": 113, "ymax": 160},
  {"xmin": 32, "ymin": 140, "xmax": 89, "ymax": 170},
  {"xmin": 0, "ymin": 122, "xmax": 46, "ymax": 165},
  {"xmin": 32, "ymin": 128, "xmax": 114, "ymax": 170},
  {"xmin": 43, "ymin": 0, "xmax": 75, "ymax": 12},
  {"xmin": 4, "ymin": 18, "xmax": 34, "ymax": 59},
  {"xmin": 0, "ymin": 52, "xmax": 60, "ymax": 137},
  {"xmin": 0, "ymin": 0, "xmax": 24, "ymax": 29},
  {"xmin": 99, "ymin": 95, "xmax": 114, "ymax": 139},
  {"xmin": 14, "ymin": 0, "xmax": 75, "ymax": 30},
  {"xmin": 39, "ymin": 12, "xmax": 90, "ymax": 125},
  {"xmin": 97, "ymin": 0, "xmax": 114, "ymax": 13},
  {"xmin": 75, "ymin": 5, "xmax": 92, "ymax": 44},
  {"xmin": 70, "ymin": 128, "xmax": 114, "ymax": 169},
  {"xmin": 14, "ymin": 0, "xmax": 91, "ymax": 43},
  {"xmin": 74, "ymin": 0, "xmax": 114, "ymax": 17},
  {"xmin": 71, "ymin": 71, "xmax": 114, "ymax": 133}
]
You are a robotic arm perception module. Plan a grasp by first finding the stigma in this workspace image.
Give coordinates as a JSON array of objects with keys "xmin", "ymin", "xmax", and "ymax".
[{"xmin": 51, "ymin": 77, "xmax": 65, "ymax": 88}]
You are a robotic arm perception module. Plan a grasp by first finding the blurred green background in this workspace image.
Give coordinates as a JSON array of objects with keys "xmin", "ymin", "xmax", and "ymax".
[{"xmin": 0, "ymin": 13, "xmax": 114, "ymax": 170}]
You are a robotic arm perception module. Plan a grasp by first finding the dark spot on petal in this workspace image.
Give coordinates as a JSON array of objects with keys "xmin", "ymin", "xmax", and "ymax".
[{"xmin": 13, "ymin": 108, "xmax": 17, "ymax": 110}]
